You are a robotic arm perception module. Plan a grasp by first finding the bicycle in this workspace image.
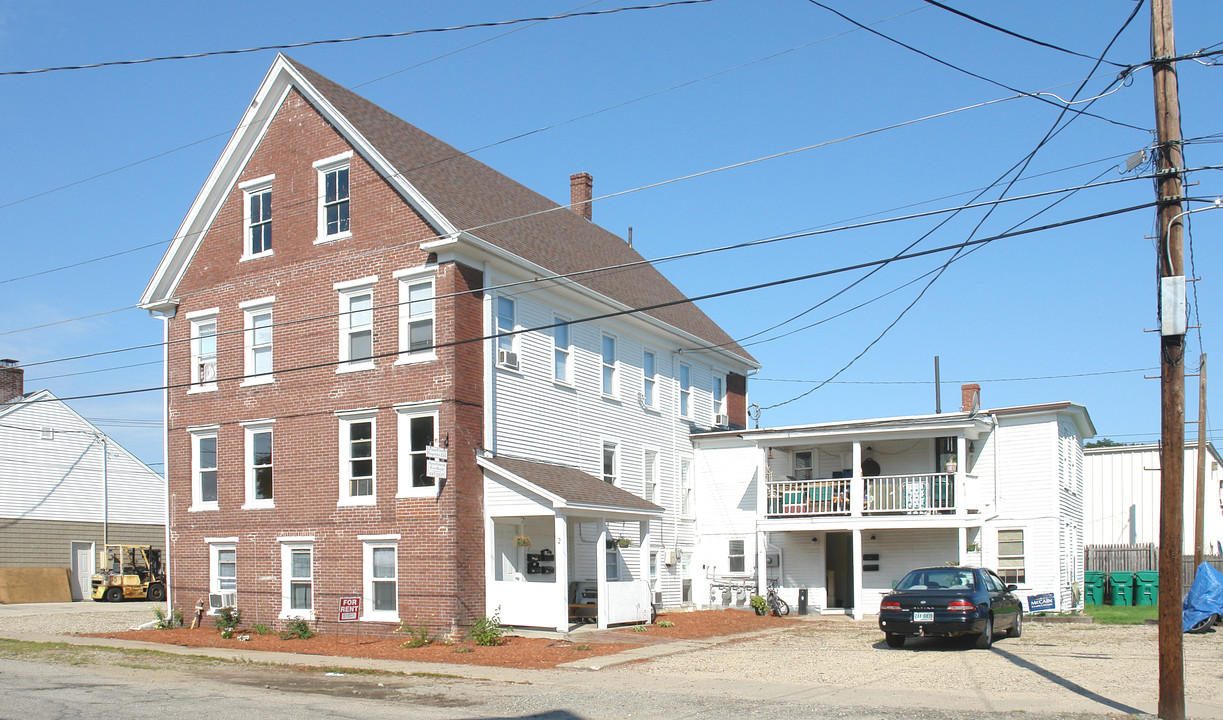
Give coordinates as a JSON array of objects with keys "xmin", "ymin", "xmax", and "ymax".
[{"xmin": 766, "ymin": 581, "xmax": 790, "ymax": 616}]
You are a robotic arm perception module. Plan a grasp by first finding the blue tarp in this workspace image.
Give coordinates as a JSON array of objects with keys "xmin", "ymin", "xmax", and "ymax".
[{"xmin": 1182, "ymin": 562, "xmax": 1223, "ymax": 633}]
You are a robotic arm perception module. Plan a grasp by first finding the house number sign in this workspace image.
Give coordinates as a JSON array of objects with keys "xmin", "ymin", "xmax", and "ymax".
[{"xmin": 425, "ymin": 445, "xmax": 448, "ymax": 480}]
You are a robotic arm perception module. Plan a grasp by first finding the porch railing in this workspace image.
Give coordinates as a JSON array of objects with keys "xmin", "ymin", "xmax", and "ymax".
[{"xmin": 765, "ymin": 473, "xmax": 967, "ymax": 518}]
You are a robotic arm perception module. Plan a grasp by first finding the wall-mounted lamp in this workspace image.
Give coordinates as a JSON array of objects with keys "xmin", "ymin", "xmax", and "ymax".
[
  {"xmin": 811, "ymin": 536, "xmax": 819, "ymax": 544},
  {"xmin": 869, "ymin": 535, "xmax": 876, "ymax": 541}
]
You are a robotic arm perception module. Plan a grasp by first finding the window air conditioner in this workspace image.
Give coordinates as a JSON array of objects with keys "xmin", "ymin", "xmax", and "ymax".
[
  {"xmin": 497, "ymin": 348, "xmax": 519, "ymax": 369},
  {"xmin": 663, "ymin": 549, "xmax": 677, "ymax": 566},
  {"xmin": 208, "ymin": 590, "xmax": 237, "ymax": 610},
  {"xmin": 714, "ymin": 413, "xmax": 728, "ymax": 427}
]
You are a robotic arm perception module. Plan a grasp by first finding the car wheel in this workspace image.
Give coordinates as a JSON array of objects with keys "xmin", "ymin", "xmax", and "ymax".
[
  {"xmin": 975, "ymin": 615, "xmax": 994, "ymax": 649},
  {"xmin": 146, "ymin": 583, "xmax": 166, "ymax": 602},
  {"xmin": 104, "ymin": 586, "xmax": 124, "ymax": 603},
  {"xmin": 885, "ymin": 633, "xmax": 905, "ymax": 648},
  {"xmin": 1006, "ymin": 610, "xmax": 1022, "ymax": 638}
]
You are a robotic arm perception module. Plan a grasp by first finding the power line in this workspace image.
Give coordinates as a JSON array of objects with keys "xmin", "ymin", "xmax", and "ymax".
[
  {"xmin": 0, "ymin": 2, "xmax": 714, "ymax": 77},
  {"xmin": 12, "ymin": 200, "xmax": 1159, "ymax": 407},
  {"xmin": 755, "ymin": 366, "xmax": 1157, "ymax": 385}
]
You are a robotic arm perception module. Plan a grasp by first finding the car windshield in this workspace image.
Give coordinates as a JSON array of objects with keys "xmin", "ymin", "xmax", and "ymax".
[{"xmin": 896, "ymin": 569, "xmax": 976, "ymax": 591}]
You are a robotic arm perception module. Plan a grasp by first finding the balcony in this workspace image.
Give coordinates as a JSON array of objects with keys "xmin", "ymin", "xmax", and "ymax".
[{"xmin": 765, "ymin": 473, "xmax": 976, "ymax": 518}]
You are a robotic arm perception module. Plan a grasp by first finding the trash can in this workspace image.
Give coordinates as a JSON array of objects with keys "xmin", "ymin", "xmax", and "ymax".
[
  {"xmin": 1135, "ymin": 570, "xmax": 1159, "ymax": 606},
  {"xmin": 1084, "ymin": 570, "xmax": 1105, "ymax": 605},
  {"xmin": 797, "ymin": 587, "xmax": 808, "ymax": 615},
  {"xmin": 1109, "ymin": 571, "xmax": 1135, "ymax": 606}
]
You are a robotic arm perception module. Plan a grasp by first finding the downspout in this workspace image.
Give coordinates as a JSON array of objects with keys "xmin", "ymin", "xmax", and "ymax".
[
  {"xmin": 100, "ymin": 433, "xmax": 109, "ymax": 546},
  {"xmin": 157, "ymin": 311, "xmax": 173, "ymax": 609}
]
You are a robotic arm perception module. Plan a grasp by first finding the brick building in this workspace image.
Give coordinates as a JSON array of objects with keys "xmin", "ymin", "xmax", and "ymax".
[{"xmin": 140, "ymin": 55, "xmax": 757, "ymax": 634}]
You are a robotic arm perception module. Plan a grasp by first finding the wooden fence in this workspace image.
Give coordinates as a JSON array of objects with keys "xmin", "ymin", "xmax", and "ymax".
[{"xmin": 1085, "ymin": 543, "xmax": 1223, "ymax": 586}]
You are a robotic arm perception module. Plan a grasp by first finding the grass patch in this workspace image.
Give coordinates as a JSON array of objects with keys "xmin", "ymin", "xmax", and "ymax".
[
  {"xmin": 1082, "ymin": 604, "xmax": 1158, "ymax": 625},
  {"xmin": 409, "ymin": 671, "xmax": 466, "ymax": 679}
]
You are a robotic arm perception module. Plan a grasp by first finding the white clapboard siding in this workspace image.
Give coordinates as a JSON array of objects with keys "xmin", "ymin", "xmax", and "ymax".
[{"xmin": 0, "ymin": 391, "xmax": 164, "ymax": 525}]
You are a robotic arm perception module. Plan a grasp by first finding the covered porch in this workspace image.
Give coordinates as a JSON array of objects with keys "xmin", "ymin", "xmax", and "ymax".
[{"xmin": 479, "ymin": 454, "xmax": 663, "ymax": 632}]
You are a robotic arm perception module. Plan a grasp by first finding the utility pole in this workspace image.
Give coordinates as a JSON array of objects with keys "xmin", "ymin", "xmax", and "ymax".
[
  {"xmin": 1195, "ymin": 354, "xmax": 1206, "ymax": 569},
  {"xmin": 1152, "ymin": 0, "xmax": 1186, "ymax": 717}
]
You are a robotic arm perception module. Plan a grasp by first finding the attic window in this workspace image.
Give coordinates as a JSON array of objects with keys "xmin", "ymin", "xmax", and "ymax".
[
  {"xmin": 40, "ymin": 427, "xmax": 54, "ymax": 440},
  {"xmin": 314, "ymin": 152, "xmax": 353, "ymax": 243}
]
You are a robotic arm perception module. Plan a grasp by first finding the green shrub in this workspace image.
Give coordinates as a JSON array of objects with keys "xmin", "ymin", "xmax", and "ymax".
[
  {"xmin": 470, "ymin": 607, "xmax": 508, "ymax": 646},
  {"xmin": 214, "ymin": 606, "xmax": 241, "ymax": 632},
  {"xmin": 454, "ymin": 646, "xmax": 473, "ymax": 653},
  {"xmin": 278, "ymin": 618, "xmax": 315, "ymax": 640},
  {"xmin": 657, "ymin": 620, "xmax": 675, "ymax": 628},
  {"xmin": 152, "ymin": 606, "xmax": 183, "ymax": 630},
  {"xmin": 251, "ymin": 623, "xmax": 272, "ymax": 635},
  {"xmin": 631, "ymin": 625, "xmax": 647, "ymax": 633},
  {"xmin": 396, "ymin": 622, "xmax": 431, "ymax": 649},
  {"xmin": 749, "ymin": 595, "xmax": 767, "ymax": 613}
]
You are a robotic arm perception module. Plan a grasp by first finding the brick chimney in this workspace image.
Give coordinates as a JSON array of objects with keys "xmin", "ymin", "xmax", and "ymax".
[
  {"xmin": 0, "ymin": 359, "xmax": 23, "ymax": 404},
  {"xmin": 960, "ymin": 383, "xmax": 980, "ymax": 413},
  {"xmin": 569, "ymin": 172, "xmax": 593, "ymax": 221}
]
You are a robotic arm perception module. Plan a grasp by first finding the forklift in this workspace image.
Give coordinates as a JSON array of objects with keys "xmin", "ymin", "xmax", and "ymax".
[{"xmin": 90, "ymin": 545, "xmax": 166, "ymax": 602}]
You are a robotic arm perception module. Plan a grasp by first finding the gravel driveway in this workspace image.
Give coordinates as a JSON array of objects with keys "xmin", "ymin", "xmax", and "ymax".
[{"xmin": 0, "ymin": 601, "xmax": 158, "ymax": 636}]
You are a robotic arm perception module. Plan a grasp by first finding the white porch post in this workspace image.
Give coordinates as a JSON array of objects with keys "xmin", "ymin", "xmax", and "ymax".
[
  {"xmin": 554, "ymin": 514, "xmax": 569, "ymax": 633},
  {"xmin": 483, "ymin": 512, "xmax": 496, "ymax": 617},
  {"xmin": 955, "ymin": 435, "xmax": 967, "ymax": 516},
  {"xmin": 596, "ymin": 519, "xmax": 608, "ymax": 629},
  {"xmin": 639, "ymin": 520, "xmax": 651, "ymax": 607},
  {"xmin": 756, "ymin": 529, "xmax": 768, "ymax": 595},
  {"xmin": 851, "ymin": 441, "xmax": 863, "ymax": 517},
  {"xmin": 957, "ymin": 526, "xmax": 967, "ymax": 566},
  {"xmin": 757, "ymin": 446, "xmax": 769, "ymax": 521},
  {"xmin": 851, "ymin": 528, "xmax": 863, "ymax": 620}
]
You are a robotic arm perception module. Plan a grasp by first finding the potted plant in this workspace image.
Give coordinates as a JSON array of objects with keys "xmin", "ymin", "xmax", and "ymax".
[
  {"xmin": 944, "ymin": 456, "xmax": 958, "ymax": 474},
  {"xmin": 616, "ymin": 538, "xmax": 632, "ymax": 548},
  {"xmin": 750, "ymin": 594, "xmax": 768, "ymax": 616},
  {"xmin": 514, "ymin": 535, "xmax": 531, "ymax": 548}
]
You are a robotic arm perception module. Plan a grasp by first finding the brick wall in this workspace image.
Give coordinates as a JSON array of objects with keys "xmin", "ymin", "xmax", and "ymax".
[{"xmin": 165, "ymin": 89, "xmax": 485, "ymax": 635}]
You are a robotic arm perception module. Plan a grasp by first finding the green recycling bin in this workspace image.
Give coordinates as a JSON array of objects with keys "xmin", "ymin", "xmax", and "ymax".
[
  {"xmin": 1084, "ymin": 570, "xmax": 1105, "ymax": 605},
  {"xmin": 1109, "ymin": 571, "xmax": 1135, "ymax": 606},
  {"xmin": 1135, "ymin": 570, "xmax": 1159, "ymax": 606}
]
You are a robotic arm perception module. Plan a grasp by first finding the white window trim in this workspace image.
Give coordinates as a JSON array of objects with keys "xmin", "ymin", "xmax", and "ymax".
[
  {"xmin": 242, "ymin": 419, "xmax": 275, "ymax": 510},
  {"xmin": 314, "ymin": 152, "xmax": 353, "ymax": 244},
  {"xmin": 600, "ymin": 332, "xmax": 619, "ymax": 398},
  {"xmin": 678, "ymin": 362, "xmax": 692, "ymax": 419},
  {"xmin": 189, "ymin": 425, "xmax": 220, "ymax": 512},
  {"xmin": 362, "ymin": 540, "xmax": 399, "ymax": 622},
  {"xmin": 335, "ymin": 276, "xmax": 377, "ymax": 373},
  {"xmin": 643, "ymin": 447, "xmax": 660, "ymax": 505},
  {"xmin": 397, "ymin": 405, "xmax": 440, "ymax": 498},
  {"xmin": 187, "ymin": 308, "xmax": 219, "ymax": 394},
  {"xmin": 712, "ymin": 372, "xmax": 727, "ymax": 426},
  {"xmin": 602, "ymin": 439, "xmax": 619, "ymax": 486},
  {"xmin": 208, "ymin": 540, "xmax": 237, "ymax": 615},
  {"xmin": 279, "ymin": 540, "xmax": 314, "ymax": 621},
  {"xmin": 728, "ymin": 538, "xmax": 746, "ymax": 575},
  {"xmin": 239, "ymin": 174, "xmax": 275, "ymax": 261},
  {"xmin": 239, "ymin": 297, "xmax": 275, "ymax": 386},
  {"xmin": 337, "ymin": 409, "xmax": 377, "ymax": 507},
  {"xmin": 552, "ymin": 314, "xmax": 573, "ymax": 386},
  {"xmin": 679, "ymin": 454, "xmax": 694, "ymax": 519},
  {"xmin": 393, "ymin": 266, "xmax": 437, "ymax": 364},
  {"xmin": 494, "ymin": 295, "xmax": 519, "ymax": 370},
  {"xmin": 641, "ymin": 348, "xmax": 659, "ymax": 412}
]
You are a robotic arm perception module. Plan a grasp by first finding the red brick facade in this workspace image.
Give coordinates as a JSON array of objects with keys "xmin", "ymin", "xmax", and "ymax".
[{"xmin": 165, "ymin": 89, "xmax": 485, "ymax": 635}]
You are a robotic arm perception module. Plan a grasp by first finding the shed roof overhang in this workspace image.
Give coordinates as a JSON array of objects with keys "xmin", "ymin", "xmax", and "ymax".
[
  {"xmin": 479, "ymin": 455, "xmax": 663, "ymax": 522},
  {"xmin": 697, "ymin": 412, "xmax": 995, "ymax": 449}
]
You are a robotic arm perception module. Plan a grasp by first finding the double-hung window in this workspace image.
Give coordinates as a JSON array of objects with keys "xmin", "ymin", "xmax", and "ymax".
[
  {"xmin": 315, "ymin": 152, "xmax": 352, "ymax": 242},
  {"xmin": 643, "ymin": 449, "xmax": 659, "ymax": 504},
  {"xmin": 240, "ymin": 297, "xmax": 274, "ymax": 385},
  {"xmin": 208, "ymin": 539, "xmax": 237, "ymax": 612},
  {"xmin": 397, "ymin": 406, "xmax": 439, "ymax": 498},
  {"xmin": 279, "ymin": 539, "xmax": 313, "ymax": 620},
  {"xmin": 336, "ymin": 277, "xmax": 377, "ymax": 371},
  {"xmin": 394, "ymin": 267, "xmax": 435, "ymax": 362},
  {"xmin": 553, "ymin": 316, "xmax": 571, "ymax": 384},
  {"xmin": 361, "ymin": 536, "xmax": 399, "ymax": 622},
  {"xmin": 712, "ymin": 375, "xmax": 726, "ymax": 425},
  {"xmin": 495, "ymin": 296, "xmax": 518, "ymax": 369},
  {"xmin": 187, "ymin": 309, "xmax": 219, "ymax": 392},
  {"xmin": 602, "ymin": 441, "xmax": 618, "ymax": 485},
  {"xmin": 680, "ymin": 455, "xmax": 693, "ymax": 518},
  {"xmin": 190, "ymin": 426, "xmax": 219, "ymax": 511},
  {"xmin": 338, "ymin": 411, "xmax": 376, "ymax": 505},
  {"xmin": 240, "ymin": 174, "xmax": 273, "ymax": 258},
  {"xmin": 728, "ymin": 539, "xmax": 745, "ymax": 573},
  {"xmin": 242, "ymin": 420, "xmax": 274, "ymax": 509},
  {"xmin": 601, "ymin": 333, "xmax": 618, "ymax": 396},
  {"xmin": 642, "ymin": 350, "xmax": 657, "ymax": 409},
  {"xmin": 678, "ymin": 363, "xmax": 691, "ymax": 418},
  {"xmin": 997, "ymin": 529, "xmax": 1026, "ymax": 584}
]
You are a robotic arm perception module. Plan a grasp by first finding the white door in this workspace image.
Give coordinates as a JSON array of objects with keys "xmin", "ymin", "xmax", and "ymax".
[{"xmin": 70, "ymin": 541, "xmax": 94, "ymax": 601}]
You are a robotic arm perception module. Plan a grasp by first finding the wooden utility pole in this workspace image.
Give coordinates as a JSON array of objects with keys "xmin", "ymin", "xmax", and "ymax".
[
  {"xmin": 1152, "ymin": 0, "xmax": 1186, "ymax": 717},
  {"xmin": 1195, "ymin": 354, "xmax": 1207, "ymax": 569}
]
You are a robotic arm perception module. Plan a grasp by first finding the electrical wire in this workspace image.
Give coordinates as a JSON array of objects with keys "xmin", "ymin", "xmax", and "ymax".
[
  {"xmin": 0, "ymin": 1, "xmax": 714, "ymax": 77},
  {"xmin": 9, "ymin": 200, "xmax": 1159, "ymax": 407},
  {"xmin": 754, "ymin": 366, "xmax": 1157, "ymax": 385}
]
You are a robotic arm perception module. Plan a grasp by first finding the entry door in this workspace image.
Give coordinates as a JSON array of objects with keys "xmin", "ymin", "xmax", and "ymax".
[
  {"xmin": 70, "ymin": 541, "xmax": 94, "ymax": 601},
  {"xmin": 824, "ymin": 532, "xmax": 852, "ymax": 609}
]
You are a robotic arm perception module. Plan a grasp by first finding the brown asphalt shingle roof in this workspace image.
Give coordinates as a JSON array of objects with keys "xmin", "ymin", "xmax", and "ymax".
[
  {"xmin": 483, "ymin": 455, "xmax": 662, "ymax": 514},
  {"xmin": 287, "ymin": 56, "xmax": 755, "ymax": 365}
]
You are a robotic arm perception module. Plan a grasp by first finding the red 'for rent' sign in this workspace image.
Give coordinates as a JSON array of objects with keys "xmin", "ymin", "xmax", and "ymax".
[{"xmin": 338, "ymin": 596, "xmax": 361, "ymax": 622}]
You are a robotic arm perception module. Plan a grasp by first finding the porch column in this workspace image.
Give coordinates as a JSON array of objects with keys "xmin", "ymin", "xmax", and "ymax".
[
  {"xmin": 483, "ymin": 512, "xmax": 496, "ymax": 617},
  {"xmin": 757, "ymin": 446, "xmax": 769, "ymax": 521},
  {"xmin": 850, "ymin": 441, "xmax": 863, "ymax": 517},
  {"xmin": 596, "ymin": 520, "xmax": 608, "ymax": 629},
  {"xmin": 756, "ymin": 529, "xmax": 768, "ymax": 595},
  {"xmin": 851, "ymin": 528, "xmax": 864, "ymax": 620},
  {"xmin": 554, "ymin": 514, "xmax": 569, "ymax": 633},
  {"xmin": 639, "ymin": 520, "xmax": 651, "ymax": 603},
  {"xmin": 955, "ymin": 436, "xmax": 967, "ymax": 516},
  {"xmin": 957, "ymin": 526, "xmax": 967, "ymax": 566}
]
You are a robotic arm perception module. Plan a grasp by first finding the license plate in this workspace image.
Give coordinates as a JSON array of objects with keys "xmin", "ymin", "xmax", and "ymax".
[{"xmin": 912, "ymin": 611, "xmax": 934, "ymax": 622}]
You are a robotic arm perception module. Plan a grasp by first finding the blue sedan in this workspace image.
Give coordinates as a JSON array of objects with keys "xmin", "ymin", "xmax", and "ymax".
[{"xmin": 878, "ymin": 566, "xmax": 1022, "ymax": 649}]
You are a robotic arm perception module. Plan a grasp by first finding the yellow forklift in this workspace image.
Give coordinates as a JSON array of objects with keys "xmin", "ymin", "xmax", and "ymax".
[{"xmin": 90, "ymin": 545, "xmax": 166, "ymax": 602}]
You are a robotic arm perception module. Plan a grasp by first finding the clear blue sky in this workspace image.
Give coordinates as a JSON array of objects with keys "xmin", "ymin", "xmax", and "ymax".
[{"xmin": 1, "ymin": 0, "xmax": 1220, "ymax": 470}]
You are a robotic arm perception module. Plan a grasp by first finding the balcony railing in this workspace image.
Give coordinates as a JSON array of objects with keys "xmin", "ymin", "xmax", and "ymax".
[{"xmin": 765, "ymin": 473, "xmax": 967, "ymax": 518}]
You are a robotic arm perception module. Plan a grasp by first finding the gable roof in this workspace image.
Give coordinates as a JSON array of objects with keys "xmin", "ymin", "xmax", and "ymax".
[
  {"xmin": 142, "ymin": 54, "xmax": 755, "ymax": 367},
  {"xmin": 479, "ymin": 454, "xmax": 662, "ymax": 516}
]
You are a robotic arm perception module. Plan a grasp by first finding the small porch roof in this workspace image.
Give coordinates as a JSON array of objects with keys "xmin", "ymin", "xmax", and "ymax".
[
  {"xmin": 479, "ymin": 454, "xmax": 663, "ymax": 519},
  {"xmin": 695, "ymin": 411, "xmax": 995, "ymax": 448}
]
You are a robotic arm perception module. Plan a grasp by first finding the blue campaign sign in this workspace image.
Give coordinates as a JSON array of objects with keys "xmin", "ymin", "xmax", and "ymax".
[{"xmin": 1027, "ymin": 593, "xmax": 1056, "ymax": 612}]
